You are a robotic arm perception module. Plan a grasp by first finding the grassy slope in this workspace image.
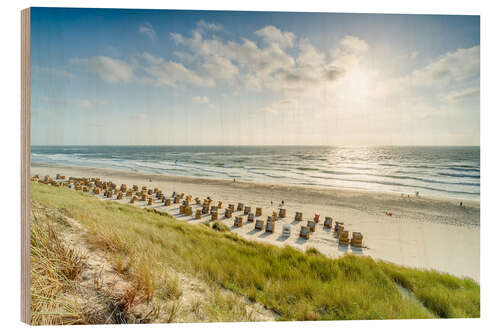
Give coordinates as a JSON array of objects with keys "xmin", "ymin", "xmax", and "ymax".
[
  {"xmin": 31, "ymin": 182, "xmax": 480, "ymax": 320},
  {"xmin": 30, "ymin": 202, "xmax": 86, "ymax": 325}
]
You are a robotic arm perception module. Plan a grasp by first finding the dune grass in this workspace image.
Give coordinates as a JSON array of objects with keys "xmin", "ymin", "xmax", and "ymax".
[
  {"xmin": 30, "ymin": 203, "xmax": 86, "ymax": 325},
  {"xmin": 31, "ymin": 182, "xmax": 480, "ymax": 320}
]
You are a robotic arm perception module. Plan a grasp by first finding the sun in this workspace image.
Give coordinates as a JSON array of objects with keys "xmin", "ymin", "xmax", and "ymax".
[{"xmin": 335, "ymin": 67, "xmax": 376, "ymax": 103}]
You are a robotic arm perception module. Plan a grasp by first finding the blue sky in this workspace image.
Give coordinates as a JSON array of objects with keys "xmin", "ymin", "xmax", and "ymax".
[{"xmin": 30, "ymin": 8, "xmax": 480, "ymax": 145}]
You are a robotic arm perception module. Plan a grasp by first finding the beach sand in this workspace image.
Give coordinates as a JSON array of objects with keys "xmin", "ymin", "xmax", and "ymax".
[{"xmin": 31, "ymin": 163, "xmax": 480, "ymax": 282}]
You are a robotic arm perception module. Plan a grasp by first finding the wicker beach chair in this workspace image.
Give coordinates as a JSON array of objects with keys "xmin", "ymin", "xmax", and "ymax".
[
  {"xmin": 228, "ymin": 204, "xmax": 235, "ymax": 212},
  {"xmin": 295, "ymin": 212, "xmax": 303, "ymax": 222},
  {"xmin": 244, "ymin": 206, "xmax": 251, "ymax": 215},
  {"xmin": 300, "ymin": 226, "xmax": 310, "ymax": 239},
  {"xmin": 338, "ymin": 230, "xmax": 349, "ymax": 246},
  {"xmin": 256, "ymin": 207, "xmax": 262, "ymax": 216},
  {"xmin": 265, "ymin": 218, "xmax": 275, "ymax": 233},
  {"xmin": 164, "ymin": 198, "xmax": 171, "ymax": 206},
  {"xmin": 211, "ymin": 210, "xmax": 218, "ymax": 221},
  {"xmin": 307, "ymin": 220, "xmax": 316, "ymax": 232},
  {"xmin": 324, "ymin": 217, "xmax": 333, "ymax": 228},
  {"xmin": 255, "ymin": 219, "xmax": 264, "ymax": 230},
  {"xmin": 247, "ymin": 213, "xmax": 255, "ymax": 223},
  {"xmin": 195, "ymin": 209, "xmax": 202, "ymax": 219},
  {"xmin": 234, "ymin": 216, "xmax": 243, "ymax": 227},
  {"xmin": 272, "ymin": 212, "xmax": 278, "ymax": 222},
  {"xmin": 351, "ymin": 232, "xmax": 363, "ymax": 247},
  {"xmin": 148, "ymin": 197, "xmax": 153, "ymax": 206},
  {"xmin": 237, "ymin": 203, "xmax": 244, "ymax": 211},
  {"xmin": 282, "ymin": 224, "xmax": 291, "ymax": 236},
  {"xmin": 279, "ymin": 208, "xmax": 286, "ymax": 218},
  {"xmin": 314, "ymin": 214, "xmax": 320, "ymax": 223}
]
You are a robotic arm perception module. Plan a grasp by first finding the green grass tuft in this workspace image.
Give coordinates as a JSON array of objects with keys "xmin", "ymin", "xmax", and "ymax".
[{"xmin": 212, "ymin": 221, "xmax": 230, "ymax": 232}]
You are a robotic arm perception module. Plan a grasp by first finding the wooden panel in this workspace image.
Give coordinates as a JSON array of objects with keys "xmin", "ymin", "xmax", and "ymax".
[{"xmin": 20, "ymin": 7, "xmax": 31, "ymax": 324}]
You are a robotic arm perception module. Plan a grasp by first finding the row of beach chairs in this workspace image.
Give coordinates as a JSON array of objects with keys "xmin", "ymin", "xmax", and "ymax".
[{"xmin": 34, "ymin": 174, "xmax": 364, "ymax": 247}]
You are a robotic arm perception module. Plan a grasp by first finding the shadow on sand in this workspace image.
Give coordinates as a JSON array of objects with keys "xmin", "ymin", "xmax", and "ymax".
[
  {"xmin": 258, "ymin": 232, "xmax": 272, "ymax": 239},
  {"xmin": 276, "ymin": 234, "xmax": 290, "ymax": 242},
  {"xmin": 295, "ymin": 237, "xmax": 308, "ymax": 245},
  {"xmin": 350, "ymin": 246, "xmax": 364, "ymax": 254}
]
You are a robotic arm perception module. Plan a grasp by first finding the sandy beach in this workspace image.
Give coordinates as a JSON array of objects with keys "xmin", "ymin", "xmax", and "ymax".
[{"xmin": 31, "ymin": 163, "xmax": 480, "ymax": 282}]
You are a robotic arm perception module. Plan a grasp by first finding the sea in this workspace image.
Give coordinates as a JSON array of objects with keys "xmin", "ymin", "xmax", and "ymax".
[{"xmin": 31, "ymin": 146, "xmax": 480, "ymax": 200}]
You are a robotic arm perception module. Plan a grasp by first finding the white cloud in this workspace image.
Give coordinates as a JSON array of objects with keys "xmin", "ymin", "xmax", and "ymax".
[
  {"xmin": 444, "ymin": 87, "xmax": 480, "ymax": 103},
  {"xmin": 259, "ymin": 99, "xmax": 298, "ymax": 113},
  {"xmin": 173, "ymin": 51, "xmax": 195, "ymax": 63},
  {"xmin": 140, "ymin": 52, "xmax": 163, "ymax": 65},
  {"xmin": 297, "ymin": 40, "xmax": 326, "ymax": 67},
  {"xmin": 170, "ymin": 32, "xmax": 184, "ymax": 44},
  {"xmin": 202, "ymin": 55, "xmax": 239, "ymax": 81},
  {"xmin": 144, "ymin": 61, "xmax": 214, "ymax": 87},
  {"xmin": 192, "ymin": 96, "xmax": 210, "ymax": 104},
  {"xmin": 32, "ymin": 65, "xmax": 75, "ymax": 79},
  {"xmin": 72, "ymin": 56, "xmax": 133, "ymax": 83},
  {"xmin": 196, "ymin": 20, "xmax": 223, "ymax": 32},
  {"xmin": 39, "ymin": 96, "xmax": 106, "ymax": 109},
  {"xmin": 139, "ymin": 22, "xmax": 157, "ymax": 40},
  {"xmin": 411, "ymin": 46, "xmax": 479, "ymax": 86},
  {"xmin": 171, "ymin": 29, "xmax": 295, "ymax": 78},
  {"xmin": 340, "ymin": 35, "xmax": 369, "ymax": 54},
  {"xmin": 255, "ymin": 26, "xmax": 295, "ymax": 49},
  {"xmin": 167, "ymin": 27, "xmax": 373, "ymax": 96}
]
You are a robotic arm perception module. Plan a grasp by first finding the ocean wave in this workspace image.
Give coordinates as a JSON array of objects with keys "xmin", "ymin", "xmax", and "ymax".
[
  {"xmin": 438, "ymin": 172, "xmax": 480, "ymax": 179},
  {"xmin": 31, "ymin": 145, "xmax": 480, "ymax": 200}
]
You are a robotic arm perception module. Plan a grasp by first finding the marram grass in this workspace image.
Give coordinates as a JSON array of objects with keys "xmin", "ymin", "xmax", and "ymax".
[{"xmin": 31, "ymin": 182, "xmax": 480, "ymax": 321}]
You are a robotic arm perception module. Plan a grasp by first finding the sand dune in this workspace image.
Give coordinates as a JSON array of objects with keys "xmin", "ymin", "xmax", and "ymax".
[{"xmin": 31, "ymin": 163, "xmax": 480, "ymax": 282}]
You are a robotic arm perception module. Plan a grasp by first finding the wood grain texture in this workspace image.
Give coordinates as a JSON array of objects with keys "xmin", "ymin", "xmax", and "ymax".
[{"xmin": 21, "ymin": 7, "xmax": 31, "ymax": 325}]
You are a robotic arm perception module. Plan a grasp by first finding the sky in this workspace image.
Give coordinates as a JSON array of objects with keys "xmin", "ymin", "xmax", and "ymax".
[{"xmin": 30, "ymin": 8, "xmax": 480, "ymax": 146}]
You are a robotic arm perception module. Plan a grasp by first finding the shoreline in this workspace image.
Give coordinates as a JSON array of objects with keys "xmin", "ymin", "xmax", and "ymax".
[
  {"xmin": 30, "ymin": 162, "xmax": 480, "ymax": 282},
  {"xmin": 31, "ymin": 162, "xmax": 480, "ymax": 205}
]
